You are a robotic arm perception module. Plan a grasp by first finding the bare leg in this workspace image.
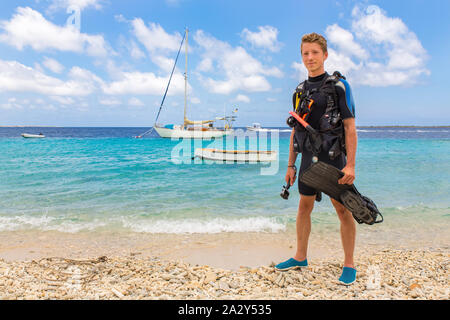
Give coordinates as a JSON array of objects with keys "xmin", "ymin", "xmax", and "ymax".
[
  {"xmin": 294, "ymin": 194, "xmax": 316, "ymax": 261},
  {"xmin": 331, "ymin": 198, "xmax": 356, "ymax": 268}
]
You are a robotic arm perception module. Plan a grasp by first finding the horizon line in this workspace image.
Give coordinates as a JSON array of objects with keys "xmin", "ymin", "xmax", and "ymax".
[{"xmin": 1, "ymin": 125, "xmax": 450, "ymax": 128}]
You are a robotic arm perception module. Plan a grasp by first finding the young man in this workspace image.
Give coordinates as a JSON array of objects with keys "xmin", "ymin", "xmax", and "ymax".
[{"xmin": 275, "ymin": 33, "xmax": 358, "ymax": 285}]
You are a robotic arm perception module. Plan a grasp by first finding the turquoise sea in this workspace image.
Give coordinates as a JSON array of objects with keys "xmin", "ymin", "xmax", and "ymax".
[{"xmin": 0, "ymin": 127, "xmax": 449, "ymax": 239}]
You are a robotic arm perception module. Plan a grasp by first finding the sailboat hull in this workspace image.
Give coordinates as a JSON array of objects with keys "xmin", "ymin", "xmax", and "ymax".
[{"xmin": 154, "ymin": 127, "xmax": 233, "ymax": 139}]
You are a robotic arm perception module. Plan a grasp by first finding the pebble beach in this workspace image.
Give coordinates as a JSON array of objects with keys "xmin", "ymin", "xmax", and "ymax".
[
  {"xmin": 0, "ymin": 249, "xmax": 448, "ymax": 300},
  {"xmin": 0, "ymin": 231, "xmax": 448, "ymax": 300}
]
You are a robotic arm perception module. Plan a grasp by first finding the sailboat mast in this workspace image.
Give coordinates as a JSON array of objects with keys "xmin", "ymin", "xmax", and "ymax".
[{"xmin": 184, "ymin": 27, "xmax": 188, "ymax": 128}]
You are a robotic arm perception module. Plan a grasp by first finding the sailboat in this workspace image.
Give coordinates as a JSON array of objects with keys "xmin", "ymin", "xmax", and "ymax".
[{"xmin": 153, "ymin": 28, "xmax": 235, "ymax": 139}]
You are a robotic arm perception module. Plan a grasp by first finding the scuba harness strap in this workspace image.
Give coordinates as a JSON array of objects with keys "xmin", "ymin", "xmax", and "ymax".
[{"xmin": 291, "ymin": 71, "xmax": 347, "ymax": 160}]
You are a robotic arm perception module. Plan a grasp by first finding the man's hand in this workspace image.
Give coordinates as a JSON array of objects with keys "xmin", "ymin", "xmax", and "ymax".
[
  {"xmin": 338, "ymin": 165, "xmax": 355, "ymax": 185},
  {"xmin": 285, "ymin": 167, "xmax": 297, "ymax": 186}
]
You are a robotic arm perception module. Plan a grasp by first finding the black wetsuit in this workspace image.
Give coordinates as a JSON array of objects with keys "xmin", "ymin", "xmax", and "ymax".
[{"xmin": 294, "ymin": 72, "xmax": 355, "ymax": 196}]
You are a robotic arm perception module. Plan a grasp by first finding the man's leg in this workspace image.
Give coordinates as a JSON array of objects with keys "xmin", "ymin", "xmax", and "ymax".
[
  {"xmin": 330, "ymin": 198, "xmax": 356, "ymax": 268},
  {"xmin": 294, "ymin": 194, "xmax": 316, "ymax": 261},
  {"xmin": 275, "ymin": 194, "xmax": 315, "ymax": 270}
]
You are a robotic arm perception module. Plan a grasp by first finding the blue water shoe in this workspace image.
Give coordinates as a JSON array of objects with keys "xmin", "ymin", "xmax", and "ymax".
[
  {"xmin": 339, "ymin": 267, "xmax": 357, "ymax": 285},
  {"xmin": 275, "ymin": 258, "xmax": 308, "ymax": 271}
]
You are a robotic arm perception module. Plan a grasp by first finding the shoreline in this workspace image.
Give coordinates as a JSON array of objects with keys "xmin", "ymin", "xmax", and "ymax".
[
  {"xmin": 0, "ymin": 230, "xmax": 448, "ymax": 300},
  {"xmin": 0, "ymin": 227, "xmax": 448, "ymax": 268}
]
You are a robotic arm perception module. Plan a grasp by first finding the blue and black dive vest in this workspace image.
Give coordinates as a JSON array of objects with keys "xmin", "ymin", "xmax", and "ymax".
[{"xmin": 292, "ymin": 71, "xmax": 347, "ymax": 160}]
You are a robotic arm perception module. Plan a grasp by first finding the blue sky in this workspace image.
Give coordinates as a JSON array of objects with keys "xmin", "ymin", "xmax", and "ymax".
[{"xmin": 0, "ymin": 0, "xmax": 448, "ymax": 127}]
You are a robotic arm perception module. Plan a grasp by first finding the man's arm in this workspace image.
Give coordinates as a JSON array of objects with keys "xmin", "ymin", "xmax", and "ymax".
[
  {"xmin": 338, "ymin": 118, "xmax": 357, "ymax": 185},
  {"xmin": 288, "ymin": 128, "xmax": 298, "ymax": 166},
  {"xmin": 286, "ymin": 128, "xmax": 298, "ymax": 185}
]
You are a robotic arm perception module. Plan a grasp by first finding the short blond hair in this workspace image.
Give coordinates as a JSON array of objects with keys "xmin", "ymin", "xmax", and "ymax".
[{"xmin": 301, "ymin": 32, "xmax": 327, "ymax": 53}]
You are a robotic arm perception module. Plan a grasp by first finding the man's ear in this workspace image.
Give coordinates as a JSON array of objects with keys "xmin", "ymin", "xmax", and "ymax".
[{"xmin": 324, "ymin": 51, "xmax": 328, "ymax": 61}]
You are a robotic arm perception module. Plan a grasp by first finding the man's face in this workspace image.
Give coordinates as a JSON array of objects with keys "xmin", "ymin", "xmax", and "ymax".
[{"xmin": 301, "ymin": 42, "xmax": 328, "ymax": 74}]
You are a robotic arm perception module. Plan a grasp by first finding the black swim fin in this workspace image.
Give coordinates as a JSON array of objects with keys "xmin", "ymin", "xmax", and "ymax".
[{"xmin": 299, "ymin": 161, "xmax": 383, "ymax": 225}]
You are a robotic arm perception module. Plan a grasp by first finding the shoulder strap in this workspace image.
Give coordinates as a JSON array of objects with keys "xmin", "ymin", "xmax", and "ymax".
[
  {"xmin": 293, "ymin": 80, "xmax": 306, "ymax": 111},
  {"xmin": 321, "ymin": 72, "xmax": 344, "ymax": 112}
]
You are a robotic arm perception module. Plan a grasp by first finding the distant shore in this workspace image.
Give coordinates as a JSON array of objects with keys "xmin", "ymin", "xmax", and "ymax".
[
  {"xmin": 357, "ymin": 125, "xmax": 450, "ymax": 128},
  {"xmin": 1, "ymin": 125, "xmax": 449, "ymax": 128},
  {"xmin": 0, "ymin": 126, "xmax": 60, "ymax": 128}
]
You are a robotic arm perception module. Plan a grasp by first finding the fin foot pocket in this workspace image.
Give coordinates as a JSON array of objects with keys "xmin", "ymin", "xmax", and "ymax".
[
  {"xmin": 341, "ymin": 190, "xmax": 376, "ymax": 225},
  {"xmin": 300, "ymin": 161, "xmax": 383, "ymax": 225}
]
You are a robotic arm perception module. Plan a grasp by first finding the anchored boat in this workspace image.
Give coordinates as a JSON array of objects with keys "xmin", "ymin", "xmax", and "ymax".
[
  {"xmin": 194, "ymin": 148, "xmax": 277, "ymax": 163},
  {"xmin": 246, "ymin": 123, "xmax": 268, "ymax": 132},
  {"xmin": 143, "ymin": 27, "xmax": 235, "ymax": 139},
  {"xmin": 246, "ymin": 123, "xmax": 291, "ymax": 132},
  {"xmin": 21, "ymin": 133, "xmax": 45, "ymax": 138}
]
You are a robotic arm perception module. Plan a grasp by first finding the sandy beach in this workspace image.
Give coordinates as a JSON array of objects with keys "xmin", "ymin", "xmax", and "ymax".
[{"xmin": 0, "ymin": 229, "xmax": 448, "ymax": 300}]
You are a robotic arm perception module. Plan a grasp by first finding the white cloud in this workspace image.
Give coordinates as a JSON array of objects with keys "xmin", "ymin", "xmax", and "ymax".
[
  {"xmin": 293, "ymin": 5, "xmax": 429, "ymax": 87},
  {"xmin": 151, "ymin": 55, "xmax": 176, "ymax": 73},
  {"xmin": 128, "ymin": 97, "xmax": 145, "ymax": 107},
  {"xmin": 0, "ymin": 7, "xmax": 108, "ymax": 57},
  {"xmin": 129, "ymin": 41, "xmax": 146, "ymax": 60},
  {"xmin": 190, "ymin": 97, "xmax": 201, "ymax": 104},
  {"xmin": 325, "ymin": 24, "xmax": 367, "ymax": 60},
  {"xmin": 131, "ymin": 19, "xmax": 182, "ymax": 54},
  {"xmin": 194, "ymin": 30, "xmax": 283, "ymax": 94},
  {"xmin": 102, "ymin": 71, "xmax": 186, "ymax": 96},
  {"xmin": 43, "ymin": 104, "xmax": 57, "ymax": 111},
  {"xmin": 352, "ymin": 5, "xmax": 428, "ymax": 71},
  {"xmin": 69, "ymin": 66, "xmax": 103, "ymax": 84},
  {"xmin": 1, "ymin": 97, "xmax": 26, "ymax": 110},
  {"xmin": 99, "ymin": 98, "xmax": 121, "ymax": 106},
  {"xmin": 34, "ymin": 62, "xmax": 45, "ymax": 73},
  {"xmin": 42, "ymin": 57, "xmax": 65, "ymax": 74},
  {"xmin": 114, "ymin": 14, "xmax": 128, "ymax": 23},
  {"xmin": 47, "ymin": 0, "xmax": 103, "ymax": 11},
  {"xmin": 291, "ymin": 61, "xmax": 307, "ymax": 82},
  {"xmin": 50, "ymin": 96, "xmax": 75, "ymax": 104},
  {"xmin": 0, "ymin": 59, "xmax": 101, "ymax": 96},
  {"xmin": 1, "ymin": 101, "xmax": 23, "ymax": 110},
  {"xmin": 235, "ymin": 94, "xmax": 250, "ymax": 103},
  {"xmin": 325, "ymin": 48, "xmax": 362, "ymax": 77},
  {"xmin": 241, "ymin": 25, "xmax": 282, "ymax": 52},
  {"xmin": 130, "ymin": 20, "xmax": 186, "ymax": 74},
  {"xmin": 197, "ymin": 58, "xmax": 213, "ymax": 73}
]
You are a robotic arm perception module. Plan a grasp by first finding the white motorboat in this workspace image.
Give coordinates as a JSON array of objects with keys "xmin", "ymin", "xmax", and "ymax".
[
  {"xmin": 246, "ymin": 123, "xmax": 289, "ymax": 132},
  {"xmin": 22, "ymin": 133, "xmax": 45, "ymax": 138},
  {"xmin": 247, "ymin": 123, "xmax": 267, "ymax": 131},
  {"xmin": 194, "ymin": 148, "xmax": 277, "ymax": 163}
]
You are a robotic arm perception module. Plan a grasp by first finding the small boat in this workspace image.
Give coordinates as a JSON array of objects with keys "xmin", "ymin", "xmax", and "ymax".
[
  {"xmin": 247, "ymin": 123, "xmax": 266, "ymax": 131},
  {"xmin": 22, "ymin": 133, "xmax": 45, "ymax": 138},
  {"xmin": 246, "ymin": 123, "xmax": 284, "ymax": 132},
  {"xmin": 194, "ymin": 148, "xmax": 277, "ymax": 163}
]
